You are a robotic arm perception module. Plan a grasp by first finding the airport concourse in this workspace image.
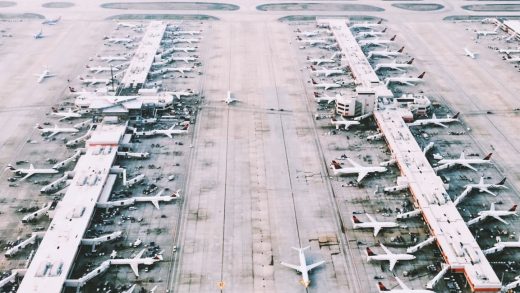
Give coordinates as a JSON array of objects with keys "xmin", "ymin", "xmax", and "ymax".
[{"xmin": 1, "ymin": 1, "xmax": 520, "ymax": 292}]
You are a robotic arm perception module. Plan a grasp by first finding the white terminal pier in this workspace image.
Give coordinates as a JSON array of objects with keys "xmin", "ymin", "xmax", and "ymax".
[
  {"xmin": 17, "ymin": 123, "xmax": 127, "ymax": 293},
  {"xmin": 374, "ymin": 110, "xmax": 501, "ymax": 292},
  {"xmin": 121, "ymin": 21, "xmax": 167, "ymax": 89}
]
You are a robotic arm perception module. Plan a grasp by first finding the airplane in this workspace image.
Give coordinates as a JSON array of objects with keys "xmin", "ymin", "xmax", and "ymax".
[
  {"xmin": 310, "ymin": 66, "xmax": 345, "ymax": 77},
  {"xmin": 170, "ymin": 56, "xmax": 197, "ymax": 64},
  {"xmin": 436, "ymin": 152, "xmax": 493, "ymax": 172},
  {"xmin": 164, "ymin": 67, "xmax": 193, "ymax": 74},
  {"xmin": 374, "ymin": 58, "xmax": 414, "ymax": 71},
  {"xmin": 42, "ymin": 16, "xmax": 61, "ymax": 25},
  {"xmin": 173, "ymin": 30, "xmax": 201, "ymax": 36},
  {"xmin": 307, "ymin": 52, "xmax": 340, "ymax": 66},
  {"xmin": 467, "ymin": 203, "xmax": 517, "ymax": 225},
  {"xmin": 105, "ymin": 37, "xmax": 134, "ymax": 44},
  {"xmin": 297, "ymin": 36, "xmax": 332, "ymax": 46},
  {"xmin": 172, "ymin": 46, "xmax": 197, "ymax": 53},
  {"xmin": 356, "ymin": 28, "xmax": 387, "ymax": 39},
  {"xmin": 368, "ymin": 46, "xmax": 405, "ymax": 59},
  {"xmin": 350, "ymin": 19, "xmax": 383, "ymax": 30},
  {"xmin": 35, "ymin": 69, "xmax": 55, "ymax": 83},
  {"xmin": 224, "ymin": 91, "xmax": 238, "ymax": 104},
  {"xmin": 116, "ymin": 22, "xmax": 143, "ymax": 29},
  {"xmin": 498, "ymin": 48, "xmax": 520, "ymax": 55},
  {"xmin": 86, "ymin": 65, "xmax": 119, "ymax": 74},
  {"xmin": 330, "ymin": 117, "xmax": 360, "ymax": 130},
  {"xmin": 464, "ymin": 48, "xmax": 477, "ymax": 59},
  {"xmin": 36, "ymin": 124, "xmax": 79, "ymax": 138},
  {"xmin": 377, "ymin": 277, "xmax": 435, "ymax": 293},
  {"xmin": 311, "ymin": 79, "xmax": 341, "ymax": 90},
  {"xmin": 109, "ymin": 249, "xmax": 163, "ymax": 277},
  {"xmin": 79, "ymin": 77, "xmax": 111, "ymax": 86},
  {"xmin": 98, "ymin": 189, "xmax": 181, "ymax": 210},
  {"xmin": 51, "ymin": 108, "xmax": 82, "ymax": 121},
  {"xmin": 330, "ymin": 158, "xmax": 387, "ymax": 183},
  {"xmin": 5, "ymin": 164, "xmax": 58, "ymax": 181},
  {"xmin": 314, "ymin": 92, "xmax": 339, "ymax": 105},
  {"xmin": 476, "ymin": 26, "xmax": 499, "ymax": 36},
  {"xmin": 465, "ymin": 177, "xmax": 507, "ymax": 197},
  {"xmin": 358, "ymin": 35, "xmax": 396, "ymax": 47},
  {"xmin": 134, "ymin": 123, "xmax": 189, "ymax": 139},
  {"xmin": 168, "ymin": 90, "xmax": 197, "ymax": 100},
  {"xmin": 280, "ymin": 246, "xmax": 325, "ymax": 288},
  {"xmin": 34, "ymin": 29, "xmax": 44, "ymax": 39},
  {"xmin": 100, "ymin": 55, "xmax": 128, "ymax": 63},
  {"xmin": 366, "ymin": 243, "xmax": 415, "ymax": 271},
  {"xmin": 352, "ymin": 214, "xmax": 399, "ymax": 237},
  {"xmin": 384, "ymin": 72, "xmax": 425, "ymax": 86},
  {"xmin": 407, "ymin": 112, "xmax": 459, "ymax": 128},
  {"xmin": 171, "ymin": 38, "xmax": 200, "ymax": 44},
  {"xmin": 505, "ymin": 53, "xmax": 520, "ymax": 63}
]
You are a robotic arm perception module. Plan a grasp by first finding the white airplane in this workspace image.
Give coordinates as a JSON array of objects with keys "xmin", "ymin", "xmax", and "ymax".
[
  {"xmin": 134, "ymin": 123, "xmax": 189, "ymax": 139},
  {"xmin": 98, "ymin": 189, "xmax": 181, "ymax": 210},
  {"xmin": 366, "ymin": 243, "xmax": 415, "ymax": 271},
  {"xmin": 314, "ymin": 92, "xmax": 339, "ymax": 104},
  {"xmin": 34, "ymin": 29, "xmax": 44, "ymax": 39},
  {"xmin": 280, "ymin": 246, "xmax": 325, "ymax": 288},
  {"xmin": 165, "ymin": 67, "xmax": 193, "ymax": 74},
  {"xmin": 168, "ymin": 90, "xmax": 197, "ymax": 100},
  {"xmin": 476, "ymin": 26, "xmax": 499, "ymax": 36},
  {"xmin": 465, "ymin": 177, "xmax": 507, "ymax": 197},
  {"xmin": 384, "ymin": 72, "xmax": 425, "ymax": 86},
  {"xmin": 464, "ymin": 48, "xmax": 477, "ymax": 59},
  {"xmin": 35, "ymin": 69, "xmax": 55, "ymax": 83},
  {"xmin": 374, "ymin": 58, "xmax": 414, "ymax": 71},
  {"xmin": 224, "ymin": 91, "xmax": 238, "ymax": 104},
  {"xmin": 117, "ymin": 22, "xmax": 143, "ymax": 29},
  {"xmin": 330, "ymin": 117, "xmax": 360, "ymax": 130},
  {"xmin": 467, "ymin": 203, "xmax": 518, "ymax": 225},
  {"xmin": 407, "ymin": 112, "xmax": 459, "ymax": 128},
  {"xmin": 170, "ymin": 56, "xmax": 197, "ymax": 64},
  {"xmin": 172, "ymin": 38, "xmax": 200, "ymax": 44},
  {"xmin": 350, "ymin": 19, "xmax": 383, "ymax": 30},
  {"xmin": 297, "ymin": 36, "xmax": 331, "ymax": 46},
  {"xmin": 110, "ymin": 249, "xmax": 163, "ymax": 277},
  {"xmin": 122, "ymin": 285, "xmax": 136, "ymax": 293},
  {"xmin": 307, "ymin": 52, "xmax": 340, "ymax": 66},
  {"xmin": 330, "ymin": 159, "xmax": 387, "ymax": 183},
  {"xmin": 79, "ymin": 77, "xmax": 111, "ymax": 86},
  {"xmin": 311, "ymin": 79, "xmax": 341, "ymax": 90},
  {"xmin": 51, "ymin": 108, "xmax": 82, "ymax": 121},
  {"xmin": 172, "ymin": 46, "xmax": 197, "ymax": 53},
  {"xmin": 100, "ymin": 55, "xmax": 128, "ymax": 63},
  {"xmin": 310, "ymin": 66, "xmax": 345, "ymax": 77},
  {"xmin": 368, "ymin": 46, "xmax": 405, "ymax": 59},
  {"xmin": 173, "ymin": 30, "xmax": 201, "ymax": 36},
  {"xmin": 436, "ymin": 152, "xmax": 493, "ymax": 172},
  {"xmin": 377, "ymin": 277, "xmax": 435, "ymax": 293},
  {"xmin": 42, "ymin": 16, "xmax": 61, "ymax": 25},
  {"xmin": 5, "ymin": 164, "xmax": 58, "ymax": 181},
  {"xmin": 105, "ymin": 37, "xmax": 134, "ymax": 44},
  {"xmin": 505, "ymin": 53, "xmax": 520, "ymax": 63},
  {"xmin": 86, "ymin": 65, "xmax": 119, "ymax": 74},
  {"xmin": 352, "ymin": 214, "xmax": 399, "ymax": 237},
  {"xmin": 296, "ymin": 28, "xmax": 329, "ymax": 37},
  {"xmin": 356, "ymin": 28, "xmax": 387, "ymax": 39},
  {"xmin": 36, "ymin": 124, "xmax": 79, "ymax": 137},
  {"xmin": 498, "ymin": 48, "xmax": 520, "ymax": 55},
  {"xmin": 359, "ymin": 35, "xmax": 396, "ymax": 47}
]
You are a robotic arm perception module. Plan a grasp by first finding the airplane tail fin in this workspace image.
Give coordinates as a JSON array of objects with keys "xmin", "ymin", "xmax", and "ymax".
[
  {"xmin": 311, "ymin": 79, "xmax": 317, "ymax": 85},
  {"xmin": 377, "ymin": 282, "xmax": 390, "ymax": 292},
  {"xmin": 69, "ymin": 86, "xmax": 76, "ymax": 93},
  {"xmin": 313, "ymin": 92, "xmax": 319, "ymax": 98},
  {"xmin": 509, "ymin": 204, "xmax": 518, "ymax": 212},
  {"xmin": 398, "ymin": 46, "xmax": 405, "ymax": 53},
  {"xmin": 366, "ymin": 247, "xmax": 376, "ymax": 256},
  {"xmin": 390, "ymin": 35, "xmax": 396, "ymax": 41},
  {"xmin": 310, "ymin": 65, "xmax": 316, "ymax": 71},
  {"xmin": 292, "ymin": 246, "xmax": 310, "ymax": 252},
  {"xmin": 352, "ymin": 215, "xmax": 362, "ymax": 224},
  {"xmin": 5, "ymin": 164, "xmax": 15, "ymax": 171},
  {"xmin": 377, "ymin": 19, "xmax": 383, "ymax": 25},
  {"xmin": 331, "ymin": 160, "xmax": 342, "ymax": 170},
  {"xmin": 182, "ymin": 123, "xmax": 190, "ymax": 131},
  {"xmin": 418, "ymin": 72, "xmax": 426, "ymax": 79},
  {"xmin": 382, "ymin": 28, "xmax": 387, "ymax": 33},
  {"xmin": 498, "ymin": 178, "xmax": 507, "ymax": 185},
  {"xmin": 452, "ymin": 112, "xmax": 460, "ymax": 119},
  {"xmin": 407, "ymin": 58, "xmax": 414, "ymax": 65},
  {"xmin": 297, "ymin": 36, "xmax": 302, "ymax": 41},
  {"xmin": 483, "ymin": 153, "xmax": 493, "ymax": 160}
]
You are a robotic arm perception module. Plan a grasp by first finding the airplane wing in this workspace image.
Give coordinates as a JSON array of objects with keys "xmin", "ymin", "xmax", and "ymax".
[
  {"xmin": 48, "ymin": 131, "xmax": 59, "ymax": 138},
  {"xmin": 123, "ymin": 284, "xmax": 136, "ymax": 293},
  {"xmin": 366, "ymin": 214, "xmax": 376, "ymax": 222},
  {"xmin": 389, "ymin": 259, "xmax": 397, "ymax": 271},
  {"xmin": 347, "ymin": 158, "xmax": 361, "ymax": 168},
  {"xmin": 481, "ymin": 188, "xmax": 497, "ymax": 197},
  {"xmin": 492, "ymin": 215, "xmax": 509, "ymax": 225},
  {"xmin": 166, "ymin": 133, "xmax": 173, "ymax": 139},
  {"xmin": 281, "ymin": 262, "xmax": 302, "ymax": 272},
  {"xmin": 394, "ymin": 277, "xmax": 409, "ymax": 290},
  {"xmin": 433, "ymin": 122, "xmax": 448, "ymax": 128},
  {"xmin": 20, "ymin": 172, "xmax": 34, "ymax": 181},
  {"xmin": 130, "ymin": 262, "xmax": 140, "ymax": 276},
  {"xmin": 403, "ymin": 81, "xmax": 414, "ymax": 86},
  {"xmin": 357, "ymin": 171, "xmax": 368, "ymax": 183},
  {"xmin": 460, "ymin": 162, "xmax": 478, "ymax": 172},
  {"xmin": 373, "ymin": 226, "xmax": 381, "ymax": 237},
  {"xmin": 380, "ymin": 244, "xmax": 392, "ymax": 255},
  {"xmin": 306, "ymin": 260, "xmax": 325, "ymax": 271},
  {"xmin": 151, "ymin": 199, "xmax": 160, "ymax": 210}
]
